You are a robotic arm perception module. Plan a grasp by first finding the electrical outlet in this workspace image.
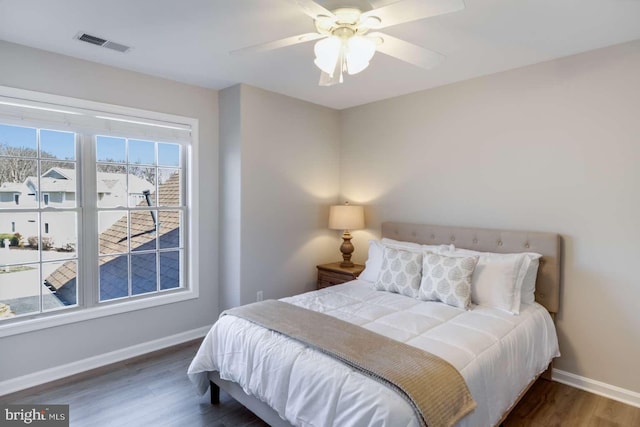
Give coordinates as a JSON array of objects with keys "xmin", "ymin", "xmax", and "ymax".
[{"xmin": 256, "ymin": 291, "xmax": 263, "ymax": 302}]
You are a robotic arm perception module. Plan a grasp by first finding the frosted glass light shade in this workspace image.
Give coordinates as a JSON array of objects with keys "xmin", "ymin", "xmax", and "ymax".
[
  {"xmin": 314, "ymin": 36, "xmax": 342, "ymax": 75},
  {"xmin": 329, "ymin": 205, "xmax": 365, "ymax": 230},
  {"xmin": 346, "ymin": 36, "xmax": 376, "ymax": 75}
]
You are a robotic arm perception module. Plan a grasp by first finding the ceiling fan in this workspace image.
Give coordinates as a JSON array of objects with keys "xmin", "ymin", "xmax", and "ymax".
[{"xmin": 232, "ymin": 0, "xmax": 466, "ymax": 86}]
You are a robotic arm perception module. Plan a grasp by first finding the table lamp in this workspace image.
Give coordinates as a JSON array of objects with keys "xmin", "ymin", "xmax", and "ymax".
[{"xmin": 329, "ymin": 202, "xmax": 365, "ymax": 268}]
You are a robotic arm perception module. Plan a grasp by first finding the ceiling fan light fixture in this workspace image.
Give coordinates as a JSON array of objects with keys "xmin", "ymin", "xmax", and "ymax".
[{"xmin": 314, "ymin": 32, "xmax": 376, "ymax": 79}]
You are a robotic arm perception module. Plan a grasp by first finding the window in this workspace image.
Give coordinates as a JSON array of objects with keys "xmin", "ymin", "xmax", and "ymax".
[
  {"xmin": 0, "ymin": 125, "xmax": 79, "ymax": 316},
  {"xmin": 96, "ymin": 136, "xmax": 184, "ymax": 301},
  {"xmin": 0, "ymin": 86, "xmax": 197, "ymax": 335}
]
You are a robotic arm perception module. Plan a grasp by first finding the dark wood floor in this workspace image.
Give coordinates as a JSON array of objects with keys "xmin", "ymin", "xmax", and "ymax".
[{"xmin": 2, "ymin": 340, "xmax": 639, "ymax": 426}]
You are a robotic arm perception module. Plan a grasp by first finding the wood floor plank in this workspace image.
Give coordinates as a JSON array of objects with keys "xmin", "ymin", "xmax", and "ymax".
[{"xmin": 2, "ymin": 341, "xmax": 638, "ymax": 426}]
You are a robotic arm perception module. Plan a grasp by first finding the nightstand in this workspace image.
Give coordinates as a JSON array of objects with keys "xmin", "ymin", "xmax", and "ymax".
[{"xmin": 316, "ymin": 262, "xmax": 365, "ymax": 289}]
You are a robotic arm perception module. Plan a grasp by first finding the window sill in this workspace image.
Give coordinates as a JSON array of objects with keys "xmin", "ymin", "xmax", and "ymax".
[{"xmin": 0, "ymin": 288, "xmax": 198, "ymax": 338}]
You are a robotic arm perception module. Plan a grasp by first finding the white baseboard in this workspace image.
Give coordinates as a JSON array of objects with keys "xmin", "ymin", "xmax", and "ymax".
[
  {"xmin": 0, "ymin": 325, "xmax": 211, "ymax": 397},
  {"xmin": 553, "ymin": 368, "xmax": 640, "ymax": 408}
]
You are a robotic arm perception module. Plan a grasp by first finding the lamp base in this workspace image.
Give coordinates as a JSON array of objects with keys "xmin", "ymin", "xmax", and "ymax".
[{"xmin": 339, "ymin": 230, "xmax": 355, "ymax": 268}]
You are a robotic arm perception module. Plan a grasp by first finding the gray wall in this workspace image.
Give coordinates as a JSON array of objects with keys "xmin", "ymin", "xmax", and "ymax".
[
  {"xmin": 340, "ymin": 40, "xmax": 640, "ymax": 393},
  {"xmin": 219, "ymin": 85, "xmax": 242, "ymax": 310},
  {"xmin": 0, "ymin": 40, "xmax": 219, "ymax": 381},
  {"xmin": 218, "ymin": 84, "xmax": 341, "ymax": 309}
]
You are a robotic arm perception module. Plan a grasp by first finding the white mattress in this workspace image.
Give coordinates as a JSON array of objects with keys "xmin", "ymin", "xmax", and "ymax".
[{"xmin": 189, "ymin": 280, "xmax": 560, "ymax": 427}]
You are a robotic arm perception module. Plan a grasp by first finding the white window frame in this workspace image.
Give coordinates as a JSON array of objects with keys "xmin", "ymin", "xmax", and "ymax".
[
  {"xmin": 0, "ymin": 86, "xmax": 200, "ymax": 338},
  {"xmin": 43, "ymin": 193, "xmax": 50, "ymax": 206}
]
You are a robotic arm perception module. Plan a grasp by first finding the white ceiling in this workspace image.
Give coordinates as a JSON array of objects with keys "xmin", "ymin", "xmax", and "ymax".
[{"xmin": 1, "ymin": 0, "xmax": 639, "ymax": 109}]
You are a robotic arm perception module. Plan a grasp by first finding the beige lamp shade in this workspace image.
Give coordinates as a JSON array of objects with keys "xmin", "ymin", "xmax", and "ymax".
[{"xmin": 329, "ymin": 204, "xmax": 365, "ymax": 231}]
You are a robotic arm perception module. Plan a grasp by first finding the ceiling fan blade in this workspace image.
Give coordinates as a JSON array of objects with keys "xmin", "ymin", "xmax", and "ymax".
[
  {"xmin": 362, "ymin": 0, "xmax": 465, "ymax": 29},
  {"xmin": 369, "ymin": 32, "xmax": 444, "ymax": 70},
  {"xmin": 230, "ymin": 33, "xmax": 324, "ymax": 55},
  {"xmin": 282, "ymin": 0, "xmax": 336, "ymax": 20}
]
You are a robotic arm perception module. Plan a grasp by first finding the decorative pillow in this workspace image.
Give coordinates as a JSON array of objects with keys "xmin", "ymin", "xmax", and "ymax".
[
  {"xmin": 359, "ymin": 240, "xmax": 384, "ymax": 283},
  {"xmin": 520, "ymin": 256, "xmax": 542, "ymax": 305},
  {"xmin": 360, "ymin": 239, "xmax": 453, "ymax": 284},
  {"xmin": 418, "ymin": 252, "xmax": 478, "ymax": 309},
  {"xmin": 451, "ymin": 248, "xmax": 541, "ymax": 314},
  {"xmin": 374, "ymin": 246, "xmax": 422, "ymax": 298}
]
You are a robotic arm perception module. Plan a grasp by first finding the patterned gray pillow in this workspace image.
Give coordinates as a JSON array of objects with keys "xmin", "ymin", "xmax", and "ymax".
[
  {"xmin": 419, "ymin": 252, "xmax": 479, "ymax": 309},
  {"xmin": 374, "ymin": 246, "xmax": 422, "ymax": 298}
]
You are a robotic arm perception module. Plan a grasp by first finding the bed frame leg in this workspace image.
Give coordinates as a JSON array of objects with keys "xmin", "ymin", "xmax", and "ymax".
[
  {"xmin": 210, "ymin": 380, "xmax": 220, "ymax": 405},
  {"xmin": 540, "ymin": 361, "xmax": 553, "ymax": 381}
]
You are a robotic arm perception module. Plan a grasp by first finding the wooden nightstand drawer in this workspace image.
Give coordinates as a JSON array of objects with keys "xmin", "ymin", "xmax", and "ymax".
[{"xmin": 317, "ymin": 262, "xmax": 364, "ymax": 289}]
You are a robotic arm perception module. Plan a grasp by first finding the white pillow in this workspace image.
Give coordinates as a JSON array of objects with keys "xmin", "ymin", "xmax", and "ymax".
[
  {"xmin": 418, "ymin": 251, "xmax": 478, "ymax": 309},
  {"xmin": 381, "ymin": 238, "xmax": 454, "ymax": 254},
  {"xmin": 381, "ymin": 238, "xmax": 422, "ymax": 251},
  {"xmin": 374, "ymin": 245, "xmax": 422, "ymax": 298},
  {"xmin": 452, "ymin": 248, "xmax": 539, "ymax": 314},
  {"xmin": 359, "ymin": 239, "xmax": 453, "ymax": 283},
  {"xmin": 359, "ymin": 240, "xmax": 383, "ymax": 283},
  {"xmin": 520, "ymin": 257, "xmax": 541, "ymax": 305}
]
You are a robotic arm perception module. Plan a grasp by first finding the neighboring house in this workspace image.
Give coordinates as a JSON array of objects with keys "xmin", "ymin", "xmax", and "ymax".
[
  {"xmin": 0, "ymin": 182, "xmax": 27, "ymax": 209},
  {"xmin": 0, "ymin": 167, "xmax": 155, "ymax": 246},
  {"xmin": 0, "ymin": 182, "xmax": 28, "ymax": 234},
  {"xmin": 46, "ymin": 172, "xmax": 180, "ymax": 305}
]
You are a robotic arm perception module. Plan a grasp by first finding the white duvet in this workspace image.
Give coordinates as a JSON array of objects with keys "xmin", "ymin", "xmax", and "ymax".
[{"xmin": 188, "ymin": 280, "xmax": 559, "ymax": 427}]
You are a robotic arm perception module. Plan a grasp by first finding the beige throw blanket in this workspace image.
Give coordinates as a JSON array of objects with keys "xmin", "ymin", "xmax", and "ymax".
[{"xmin": 223, "ymin": 300, "xmax": 476, "ymax": 427}]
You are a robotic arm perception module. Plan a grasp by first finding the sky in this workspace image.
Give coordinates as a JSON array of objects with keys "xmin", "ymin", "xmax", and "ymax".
[{"xmin": 0, "ymin": 123, "xmax": 180, "ymax": 167}]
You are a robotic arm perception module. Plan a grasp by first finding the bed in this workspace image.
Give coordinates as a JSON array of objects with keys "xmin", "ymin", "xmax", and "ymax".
[{"xmin": 189, "ymin": 222, "xmax": 561, "ymax": 426}]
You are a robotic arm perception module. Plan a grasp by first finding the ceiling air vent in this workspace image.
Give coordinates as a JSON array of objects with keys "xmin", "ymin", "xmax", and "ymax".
[{"xmin": 75, "ymin": 32, "xmax": 131, "ymax": 53}]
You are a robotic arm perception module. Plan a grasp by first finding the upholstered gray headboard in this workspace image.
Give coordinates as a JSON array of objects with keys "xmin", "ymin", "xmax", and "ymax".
[{"xmin": 381, "ymin": 222, "xmax": 562, "ymax": 314}]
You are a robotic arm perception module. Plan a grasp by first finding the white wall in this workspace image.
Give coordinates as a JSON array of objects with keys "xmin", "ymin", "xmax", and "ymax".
[
  {"xmin": 0, "ymin": 41, "xmax": 219, "ymax": 382},
  {"xmin": 218, "ymin": 84, "xmax": 340, "ymax": 309},
  {"xmin": 340, "ymin": 40, "xmax": 640, "ymax": 394}
]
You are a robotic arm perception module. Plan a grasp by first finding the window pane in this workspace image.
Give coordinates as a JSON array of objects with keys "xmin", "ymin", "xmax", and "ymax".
[
  {"xmin": 0, "ymin": 262, "xmax": 40, "ymax": 318},
  {"xmin": 0, "ymin": 212, "xmax": 38, "ymax": 264},
  {"xmin": 96, "ymin": 136, "xmax": 126, "ymax": 163},
  {"xmin": 41, "ymin": 211, "xmax": 77, "ymax": 260},
  {"xmin": 0, "ymin": 124, "xmax": 37, "ymax": 156},
  {"xmin": 40, "ymin": 130, "xmax": 75, "ymax": 161},
  {"xmin": 158, "ymin": 169, "xmax": 180, "ymax": 206},
  {"xmin": 99, "ymin": 211, "xmax": 128, "ymax": 254},
  {"xmin": 128, "ymin": 166, "xmax": 156, "ymax": 207},
  {"xmin": 160, "ymin": 251, "xmax": 181, "ymax": 290},
  {"xmin": 131, "ymin": 253, "xmax": 157, "ymax": 295},
  {"xmin": 40, "ymin": 161, "xmax": 76, "ymax": 208},
  {"xmin": 0, "ymin": 158, "xmax": 37, "ymax": 209},
  {"xmin": 128, "ymin": 139, "xmax": 155, "ymax": 165},
  {"xmin": 130, "ymin": 210, "xmax": 157, "ymax": 252},
  {"xmin": 99, "ymin": 255, "xmax": 128, "ymax": 301},
  {"xmin": 158, "ymin": 143, "xmax": 179, "ymax": 167},
  {"xmin": 43, "ymin": 260, "xmax": 77, "ymax": 308},
  {"xmin": 159, "ymin": 210, "xmax": 181, "ymax": 249},
  {"xmin": 97, "ymin": 163, "xmax": 127, "ymax": 208}
]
